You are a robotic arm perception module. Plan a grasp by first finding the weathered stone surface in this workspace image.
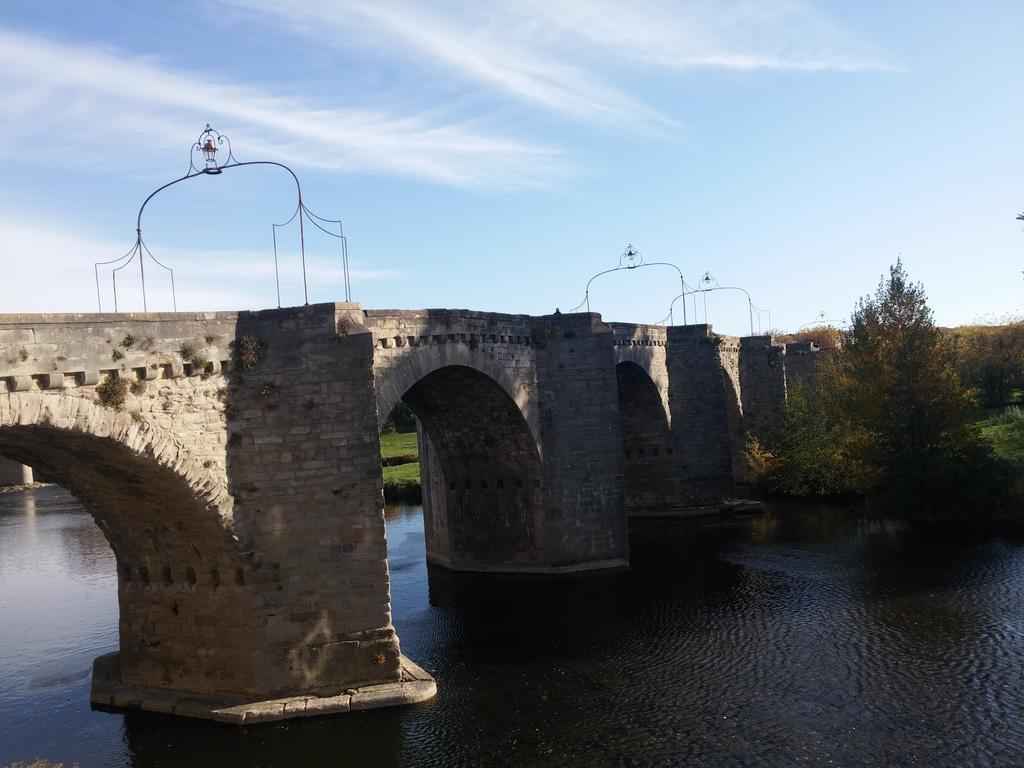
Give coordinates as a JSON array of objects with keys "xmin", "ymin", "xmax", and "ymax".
[
  {"xmin": 90, "ymin": 652, "xmax": 434, "ymax": 724},
  {"xmin": 2, "ymin": 304, "xmax": 814, "ymax": 723}
]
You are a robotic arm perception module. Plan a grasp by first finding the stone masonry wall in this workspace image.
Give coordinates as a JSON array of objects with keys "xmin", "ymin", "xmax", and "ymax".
[
  {"xmin": 739, "ymin": 335, "xmax": 788, "ymax": 444},
  {"xmin": 1, "ymin": 304, "xmax": 816, "ymax": 706},
  {"xmin": 0, "ymin": 305, "xmax": 402, "ymax": 700},
  {"xmin": 717, "ymin": 335, "xmax": 747, "ymax": 487},
  {"xmin": 532, "ymin": 313, "xmax": 628, "ymax": 569},
  {"xmin": 0, "ymin": 312, "xmax": 256, "ymax": 695},
  {"xmin": 224, "ymin": 303, "xmax": 400, "ymax": 696},
  {"xmin": 783, "ymin": 341, "xmax": 821, "ymax": 385},
  {"xmin": 666, "ymin": 325, "xmax": 736, "ymax": 501},
  {"xmin": 366, "ymin": 309, "xmax": 549, "ymax": 571},
  {"xmin": 365, "ymin": 309, "xmax": 539, "ymax": 445},
  {"xmin": 609, "ymin": 322, "xmax": 675, "ymax": 509}
]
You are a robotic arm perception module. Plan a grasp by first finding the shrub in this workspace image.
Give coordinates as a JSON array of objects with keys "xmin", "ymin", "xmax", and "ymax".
[
  {"xmin": 742, "ymin": 435, "xmax": 778, "ymax": 492},
  {"xmin": 232, "ymin": 335, "xmax": 263, "ymax": 370},
  {"xmin": 179, "ymin": 340, "xmax": 208, "ymax": 371},
  {"xmin": 96, "ymin": 377, "xmax": 128, "ymax": 410}
]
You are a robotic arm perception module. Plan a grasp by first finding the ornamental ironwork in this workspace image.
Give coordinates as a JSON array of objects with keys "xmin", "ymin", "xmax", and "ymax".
[
  {"xmin": 569, "ymin": 244, "xmax": 689, "ymax": 324},
  {"xmin": 660, "ymin": 271, "xmax": 760, "ymax": 334},
  {"xmin": 95, "ymin": 124, "xmax": 352, "ymax": 312}
]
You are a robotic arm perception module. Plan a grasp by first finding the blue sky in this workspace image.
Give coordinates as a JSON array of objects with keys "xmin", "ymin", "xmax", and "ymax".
[{"xmin": 1, "ymin": 1, "xmax": 1022, "ymax": 335}]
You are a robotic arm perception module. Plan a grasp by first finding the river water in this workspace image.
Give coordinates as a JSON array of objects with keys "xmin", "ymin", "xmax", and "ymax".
[{"xmin": 3, "ymin": 486, "xmax": 1024, "ymax": 766}]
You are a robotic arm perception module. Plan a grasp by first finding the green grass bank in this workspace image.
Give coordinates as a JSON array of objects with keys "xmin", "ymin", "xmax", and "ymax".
[{"xmin": 380, "ymin": 431, "xmax": 421, "ymax": 503}]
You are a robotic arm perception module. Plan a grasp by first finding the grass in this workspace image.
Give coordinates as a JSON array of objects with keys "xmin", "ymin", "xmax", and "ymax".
[
  {"xmin": 382, "ymin": 461, "xmax": 421, "ymax": 503},
  {"xmin": 977, "ymin": 406, "xmax": 1024, "ymax": 465},
  {"xmin": 380, "ymin": 431, "xmax": 421, "ymax": 502},
  {"xmin": 382, "ymin": 461, "xmax": 420, "ymax": 483},
  {"xmin": 380, "ymin": 431, "xmax": 418, "ymax": 462}
]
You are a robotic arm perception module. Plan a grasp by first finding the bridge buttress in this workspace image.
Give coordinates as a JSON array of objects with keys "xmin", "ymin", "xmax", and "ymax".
[
  {"xmin": 665, "ymin": 324, "xmax": 739, "ymax": 501},
  {"xmin": 533, "ymin": 313, "xmax": 629, "ymax": 570},
  {"xmin": 223, "ymin": 303, "xmax": 404, "ymax": 697}
]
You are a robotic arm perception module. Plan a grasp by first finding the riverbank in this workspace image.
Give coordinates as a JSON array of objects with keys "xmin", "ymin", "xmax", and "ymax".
[
  {"xmin": 0, "ymin": 482, "xmax": 51, "ymax": 495},
  {"xmin": 381, "ymin": 431, "xmax": 421, "ymax": 503}
]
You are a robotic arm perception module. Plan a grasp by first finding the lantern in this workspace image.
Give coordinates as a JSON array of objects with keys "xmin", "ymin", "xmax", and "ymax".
[{"xmin": 202, "ymin": 136, "xmax": 218, "ymax": 169}]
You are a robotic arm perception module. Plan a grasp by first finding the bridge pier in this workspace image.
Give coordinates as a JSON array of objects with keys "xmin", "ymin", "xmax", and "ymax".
[{"xmin": 0, "ymin": 456, "xmax": 32, "ymax": 485}]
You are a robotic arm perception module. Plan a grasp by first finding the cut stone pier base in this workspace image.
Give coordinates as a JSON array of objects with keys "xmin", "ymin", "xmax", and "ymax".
[{"xmin": 90, "ymin": 652, "xmax": 437, "ymax": 725}]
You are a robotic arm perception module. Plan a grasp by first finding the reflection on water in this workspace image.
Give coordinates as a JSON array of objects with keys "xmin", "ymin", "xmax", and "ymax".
[{"xmin": 3, "ymin": 487, "xmax": 1024, "ymax": 766}]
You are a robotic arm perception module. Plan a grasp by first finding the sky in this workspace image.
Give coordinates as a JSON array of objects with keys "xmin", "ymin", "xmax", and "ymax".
[{"xmin": 1, "ymin": 1, "xmax": 1022, "ymax": 335}]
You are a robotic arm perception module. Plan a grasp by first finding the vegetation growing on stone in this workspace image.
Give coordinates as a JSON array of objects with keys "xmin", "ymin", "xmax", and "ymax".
[
  {"xmin": 179, "ymin": 340, "xmax": 209, "ymax": 370},
  {"xmin": 232, "ymin": 335, "xmax": 263, "ymax": 370},
  {"xmin": 111, "ymin": 349, "xmax": 124, "ymax": 362},
  {"xmin": 18, "ymin": 348, "xmax": 28, "ymax": 361},
  {"xmin": 129, "ymin": 379, "xmax": 146, "ymax": 396},
  {"xmin": 96, "ymin": 377, "xmax": 129, "ymax": 410},
  {"xmin": 119, "ymin": 334, "xmax": 136, "ymax": 349}
]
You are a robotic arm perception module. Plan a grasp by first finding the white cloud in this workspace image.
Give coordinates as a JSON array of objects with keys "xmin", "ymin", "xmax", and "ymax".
[
  {"xmin": 224, "ymin": 0, "xmax": 890, "ymax": 131},
  {"xmin": 0, "ymin": 27, "xmax": 565, "ymax": 190},
  {"xmin": 225, "ymin": 0, "xmax": 669, "ymax": 129},
  {"xmin": 525, "ymin": 0, "xmax": 892, "ymax": 73}
]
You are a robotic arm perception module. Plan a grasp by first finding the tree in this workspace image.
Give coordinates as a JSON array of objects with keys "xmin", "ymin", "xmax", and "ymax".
[
  {"xmin": 768, "ymin": 351, "xmax": 865, "ymax": 496},
  {"xmin": 382, "ymin": 399, "xmax": 417, "ymax": 434},
  {"xmin": 839, "ymin": 261, "xmax": 998, "ymax": 518},
  {"xmin": 768, "ymin": 261, "xmax": 1008, "ymax": 519}
]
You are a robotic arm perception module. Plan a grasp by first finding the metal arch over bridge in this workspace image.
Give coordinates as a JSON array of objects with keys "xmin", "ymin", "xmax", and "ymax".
[{"xmin": 94, "ymin": 124, "xmax": 352, "ymax": 313}]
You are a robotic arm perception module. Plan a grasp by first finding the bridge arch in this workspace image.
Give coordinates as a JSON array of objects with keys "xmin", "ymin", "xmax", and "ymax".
[
  {"xmin": 375, "ymin": 343, "xmax": 540, "ymax": 456},
  {"xmin": 381, "ymin": 363, "xmax": 546, "ymax": 572},
  {"xmin": 615, "ymin": 361, "xmax": 675, "ymax": 509},
  {"xmin": 0, "ymin": 391, "xmax": 256, "ymax": 695}
]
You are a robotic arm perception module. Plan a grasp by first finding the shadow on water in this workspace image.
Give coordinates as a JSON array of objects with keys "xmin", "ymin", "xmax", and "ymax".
[{"xmin": 5, "ymin": 492, "xmax": 1024, "ymax": 766}]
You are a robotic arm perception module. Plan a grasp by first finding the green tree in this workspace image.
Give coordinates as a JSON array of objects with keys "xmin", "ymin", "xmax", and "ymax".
[
  {"xmin": 768, "ymin": 260, "xmax": 1010, "ymax": 519},
  {"xmin": 769, "ymin": 352, "xmax": 865, "ymax": 496},
  {"xmin": 382, "ymin": 399, "xmax": 417, "ymax": 434},
  {"xmin": 840, "ymin": 261, "xmax": 998, "ymax": 517}
]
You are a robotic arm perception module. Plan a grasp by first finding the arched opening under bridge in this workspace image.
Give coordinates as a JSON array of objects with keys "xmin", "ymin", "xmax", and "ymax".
[
  {"xmin": 381, "ymin": 365, "xmax": 545, "ymax": 572},
  {"xmin": 615, "ymin": 361, "xmax": 676, "ymax": 509},
  {"xmin": 0, "ymin": 395, "xmax": 254, "ymax": 697}
]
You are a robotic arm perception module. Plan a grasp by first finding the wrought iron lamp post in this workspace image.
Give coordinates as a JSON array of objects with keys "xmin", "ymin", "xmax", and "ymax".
[{"xmin": 95, "ymin": 124, "xmax": 351, "ymax": 313}]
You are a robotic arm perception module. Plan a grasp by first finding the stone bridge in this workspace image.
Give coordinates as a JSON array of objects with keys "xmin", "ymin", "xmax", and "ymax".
[{"xmin": 0, "ymin": 303, "xmax": 817, "ymax": 723}]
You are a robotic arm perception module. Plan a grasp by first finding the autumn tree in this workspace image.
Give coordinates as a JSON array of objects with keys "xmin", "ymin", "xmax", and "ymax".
[
  {"xmin": 770, "ymin": 261, "xmax": 1007, "ymax": 519},
  {"xmin": 839, "ymin": 261, "xmax": 999, "ymax": 516}
]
